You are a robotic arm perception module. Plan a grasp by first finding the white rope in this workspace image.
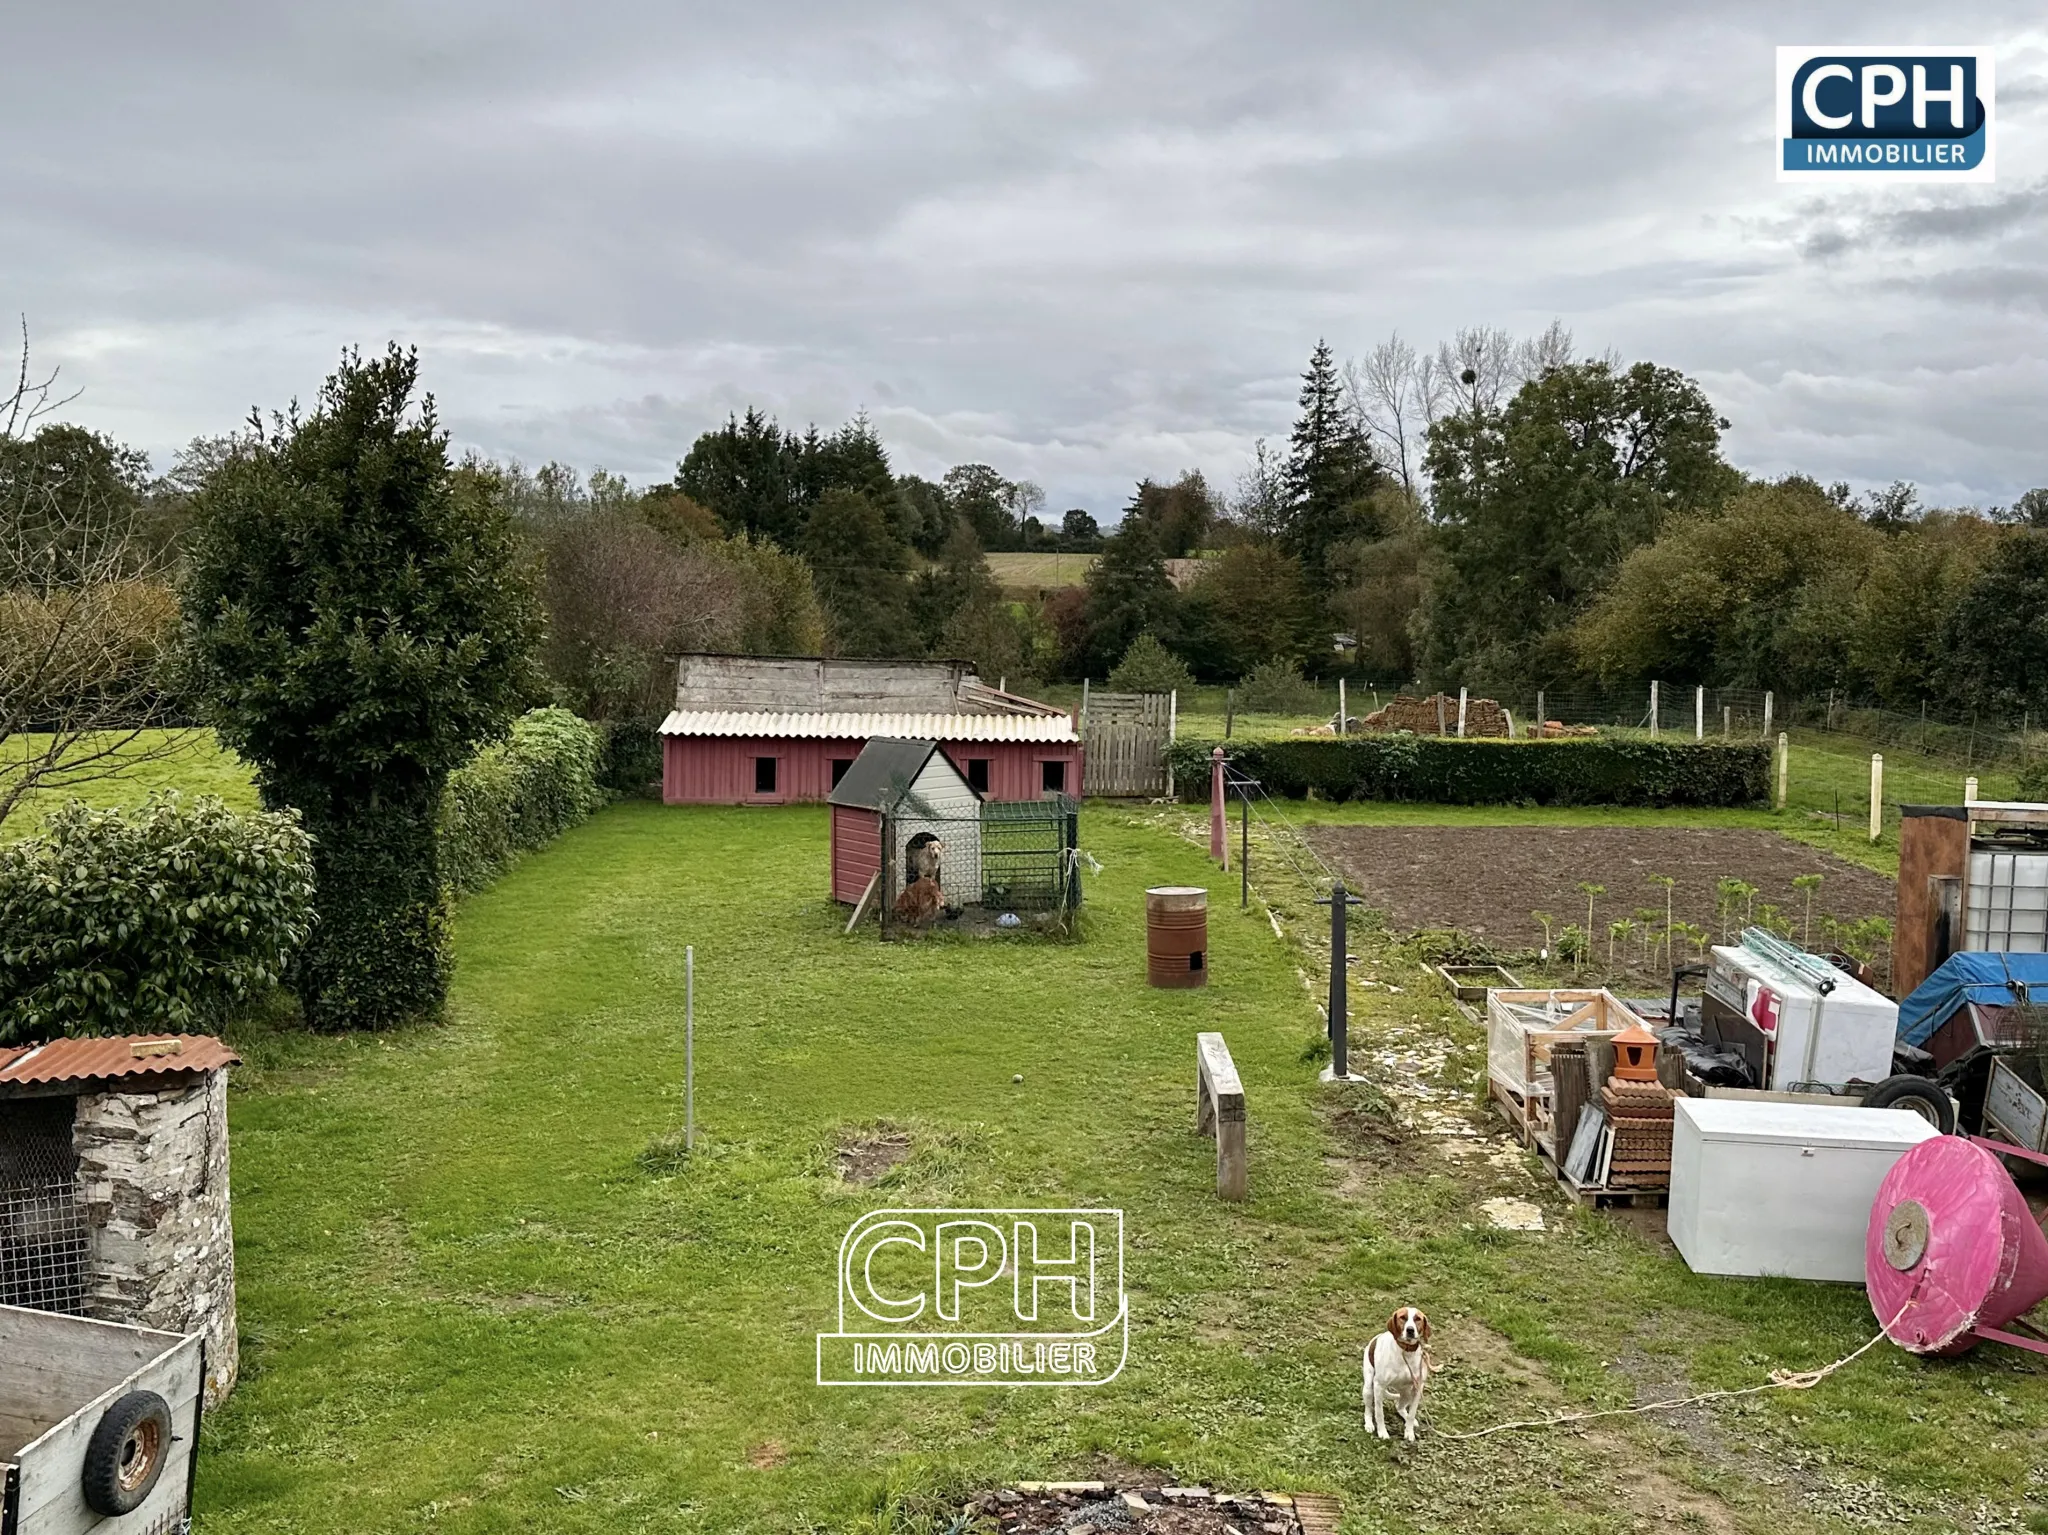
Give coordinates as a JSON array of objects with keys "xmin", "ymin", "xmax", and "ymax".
[{"xmin": 1434, "ymin": 1301, "xmax": 1911, "ymax": 1441}]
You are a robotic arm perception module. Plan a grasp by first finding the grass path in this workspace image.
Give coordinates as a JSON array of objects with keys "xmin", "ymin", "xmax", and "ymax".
[{"xmin": 195, "ymin": 803, "xmax": 2045, "ymax": 1534}]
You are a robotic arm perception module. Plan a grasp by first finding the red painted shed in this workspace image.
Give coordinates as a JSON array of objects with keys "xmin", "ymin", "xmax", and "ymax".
[{"xmin": 658, "ymin": 655, "xmax": 1083, "ymax": 806}]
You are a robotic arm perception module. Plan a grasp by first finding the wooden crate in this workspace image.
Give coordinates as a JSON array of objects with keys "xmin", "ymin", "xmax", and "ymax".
[{"xmin": 1485, "ymin": 989, "xmax": 1646, "ymax": 1147}]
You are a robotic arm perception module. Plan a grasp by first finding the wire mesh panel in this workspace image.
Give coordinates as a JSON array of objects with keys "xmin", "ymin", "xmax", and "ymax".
[
  {"xmin": 981, "ymin": 797, "xmax": 1081, "ymax": 911},
  {"xmin": 879, "ymin": 796, "xmax": 1080, "ymax": 933},
  {"xmin": 0, "ymin": 1095, "xmax": 89, "ymax": 1315}
]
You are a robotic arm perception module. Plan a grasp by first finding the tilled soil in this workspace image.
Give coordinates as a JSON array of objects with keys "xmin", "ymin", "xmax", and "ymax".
[{"xmin": 1304, "ymin": 826, "xmax": 1895, "ymax": 983}]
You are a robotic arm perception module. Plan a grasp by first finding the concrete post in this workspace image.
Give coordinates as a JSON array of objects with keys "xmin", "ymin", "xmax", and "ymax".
[
  {"xmin": 1650, "ymin": 680, "xmax": 1660, "ymax": 737},
  {"xmin": 1776, "ymin": 732, "xmax": 1789, "ymax": 810},
  {"xmin": 1763, "ymin": 690, "xmax": 1773, "ymax": 738},
  {"xmin": 1536, "ymin": 689, "xmax": 1545, "ymax": 734},
  {"xmin": 1338, "ymin": 677, "xmax": 1347, "ymax": 734},
  {"xmin": 1457, "ymin": 687, "xmax": 1469, "ymax": 738},
  {"xmin": 1695, "ymin": 686, "xmax": 1704, "ymax": 740},
  {"xmin": 1870, "ymin": 755, "xmax": 1884, "ymax": 842},
  {"xmin": 1966, "ymin": 775, "xmax": 1979, "ymax": 805}
]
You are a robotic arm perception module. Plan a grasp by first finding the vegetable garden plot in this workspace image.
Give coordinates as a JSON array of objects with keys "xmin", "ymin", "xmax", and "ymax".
[{"xmin": 1304, "ymin": 825, "xmax": 1895, "ymax": 984}]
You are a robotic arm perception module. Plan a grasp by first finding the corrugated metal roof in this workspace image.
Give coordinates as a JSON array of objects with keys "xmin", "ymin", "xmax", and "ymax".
[
  {"xmin": 658, "ymin": 710, "xmax": 1078, "ymax": 743},
  {"xmin": 0, "ymin": 1034, "xmax": 240, "ymax": 1089}
]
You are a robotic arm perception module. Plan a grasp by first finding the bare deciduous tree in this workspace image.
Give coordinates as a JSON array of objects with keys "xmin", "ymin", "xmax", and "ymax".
[
  {"xmin": 1344, "ymin": 334, "xmax": 1447, "ymax": 494},
  {"xmin": 1341, "ymin": 321, "xmax": 1581, "ymax": 496},
  {"xmin": 0, "ymin": 320, "xmax": 185, "ymax": 831}
]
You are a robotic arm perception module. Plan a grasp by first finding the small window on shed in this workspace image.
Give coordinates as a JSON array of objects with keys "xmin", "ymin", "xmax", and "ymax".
[
  {"xmin": 966, "ymin": 758, "xmax": 991, "ymax": 794},
  {"xmin": 830, "ymin": 758, "xmax": 854, "ymax": 787},
  {"xmin": 754, "ymin": 756, "xmax": 779, "ymax": 795},
  {"xmin": 1040, "ymin": 759, "xmax": 1067, "ymax": 795}
]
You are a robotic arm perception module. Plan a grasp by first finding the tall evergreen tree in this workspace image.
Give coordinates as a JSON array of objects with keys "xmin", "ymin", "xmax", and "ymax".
[
  {"xmin": 1077, "ymin": 517, "xmax": 1177, "ymax": 676},
  {"xmin": 799, "ymin": 489, "xmax": 915, "ymax": 657},
  {"xmin": 673, "ymin": 409, "xmax": 801, "ymax": 544},
  {"xmin": 1282, "ymin": 341, "xmax": 1381, "ymax": 587},
  {"xmin": 181, "ymin": 346, "xmax": 543, "ymax": 1029}
]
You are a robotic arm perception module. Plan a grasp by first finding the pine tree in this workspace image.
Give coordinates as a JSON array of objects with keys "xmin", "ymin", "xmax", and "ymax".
[{"xmin": 1282, "ymin": 340, "xmax": 1381, "ymax": 588}]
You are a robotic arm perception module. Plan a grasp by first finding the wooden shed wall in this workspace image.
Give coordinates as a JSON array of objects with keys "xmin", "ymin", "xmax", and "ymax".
[
  {"xmin": 831, "ymin": 805, "xmax": 882, "ymax": 904},
  {"xmin": 665, "ymin": 737, "xmax": 1084, "ymax": 805}
]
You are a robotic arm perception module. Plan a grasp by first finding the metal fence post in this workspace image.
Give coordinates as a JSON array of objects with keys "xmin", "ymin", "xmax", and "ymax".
[{"xmin": 685, "ymin": 945, "xmax": 695, "ymax": 1152}]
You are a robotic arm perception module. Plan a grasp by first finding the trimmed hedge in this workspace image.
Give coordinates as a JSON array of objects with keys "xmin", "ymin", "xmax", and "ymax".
[
  {"xmin": 1167, "ymin": 735, "xmax": 1770, "ymax": 807},
  {"xmin": 0, "ymin": 793, "xmax": 316, "ymax": 1040},
  {"xmin": 439, "ymin": 708, "xmax": 606, "ymax": 895}
]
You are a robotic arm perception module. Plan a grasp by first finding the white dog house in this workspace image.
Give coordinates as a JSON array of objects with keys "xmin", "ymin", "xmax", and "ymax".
[{"xmin": 827, "ymin": 738, "xmax": 983, "ymax": 908}]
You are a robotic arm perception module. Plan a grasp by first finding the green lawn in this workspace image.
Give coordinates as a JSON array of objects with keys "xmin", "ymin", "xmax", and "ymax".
[
  {"xmin": 195, "ymin": 802, "xmax": 2047, "ymax": 1534},
  {"xmin": 2, "ymin": 730, "xmax": 260, "ymax": 838}
]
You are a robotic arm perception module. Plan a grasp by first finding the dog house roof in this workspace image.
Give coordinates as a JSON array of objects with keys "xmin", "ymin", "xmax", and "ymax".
[
  {"xmin": 827, "ymin": 738, "xmax": 980, "ymax": 811},
  {"xmin": 0, "ymin": 1034, "xmax": 240, "ymax": 1092}
]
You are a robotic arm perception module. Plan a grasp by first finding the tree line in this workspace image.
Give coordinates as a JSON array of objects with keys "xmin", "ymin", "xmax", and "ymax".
[{"xmin": 1063, "ymin": 328, "xmax": 2048, "ymax": 728}]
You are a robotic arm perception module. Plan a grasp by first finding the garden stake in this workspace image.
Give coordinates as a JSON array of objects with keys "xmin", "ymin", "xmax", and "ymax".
[{"xmin": 685, "ymin": 945, "xmax": 695, "ymax": 1152}]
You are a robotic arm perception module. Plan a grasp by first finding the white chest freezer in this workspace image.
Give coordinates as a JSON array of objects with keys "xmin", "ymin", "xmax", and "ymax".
[
  {"xmin": 1704, "ymin": 943, "xmax": 1897, "ymax": 1091},
  {"xmin": 1667, "ymin": 1098, "xmax": 1939, "ymax": 1282}
]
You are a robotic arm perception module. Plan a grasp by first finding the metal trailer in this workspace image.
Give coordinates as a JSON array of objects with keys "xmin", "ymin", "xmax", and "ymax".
[{"xmin": 1, "ymin": 1304, "xmax": 202, "ymax": 1535}]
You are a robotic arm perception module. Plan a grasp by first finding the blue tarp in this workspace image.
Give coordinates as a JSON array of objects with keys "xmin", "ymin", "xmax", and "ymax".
[{"xmin": 1896, "ymin": 951, "xmax": 2048, "ymax": 1047}]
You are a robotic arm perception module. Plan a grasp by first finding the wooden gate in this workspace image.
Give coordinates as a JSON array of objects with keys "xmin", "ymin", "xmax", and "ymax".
[{"xmin": 1084, "ymin": 690, "xmax": 1173, "ymax": 797}]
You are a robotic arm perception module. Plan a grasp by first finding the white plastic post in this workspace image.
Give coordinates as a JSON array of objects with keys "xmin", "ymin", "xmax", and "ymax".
[
  {"xmin": 1776, "ymin": 732, "xmax": 1789, "ymax": 810},
  {"xmin": 1869, "ymin": 755, "xmax": 1883, "ymax": 842},
  {"xmin": 1695, "ymin": 686, "xmax": 1704, "ymax": 741},
  {"xmin": 1763, "ymin": 690, "xmax": 1774, "ymax": 738},
  {"xmin": 1457, "ymin": 686, "xmax": 1469, "ymax": 738},
  {"xmin": 1504, "ymin": 708, "xmax": 1516, "ymax": 739},
  {"xmin": 685, "ymin": 945, "xmax": 695, "ymax": 1151},
  {"xmin": 1650, "ymin": 681, "xmax": 1659, "ymax": 737},
  {"xmin": 1338, "ymin": 678, "xmax": 1347, "ymax": 734},
  {"xmin": 1966, "ymin": 775, "xmax": 1979, "ymax": 805}
]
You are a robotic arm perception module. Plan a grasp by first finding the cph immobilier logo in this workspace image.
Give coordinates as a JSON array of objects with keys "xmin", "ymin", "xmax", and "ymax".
[
  {"xmin": 817, "ymin": 1208, "xmax": 1127, "ymax": 1387},
  {"xmin": 1778, "ymin": 46, "xmax": 1995, "ymax": 183}
]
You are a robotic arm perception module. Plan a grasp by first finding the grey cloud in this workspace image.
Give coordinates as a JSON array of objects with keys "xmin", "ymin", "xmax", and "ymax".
[{"xmin": 9, "ymin": 1, "xmax": 2048, "ymax": 509}]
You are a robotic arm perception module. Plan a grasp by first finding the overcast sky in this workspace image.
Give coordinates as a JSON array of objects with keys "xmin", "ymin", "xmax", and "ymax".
[{"xmin": 9, "ymin": 3, "xmax": 2047, "ymax": 514}]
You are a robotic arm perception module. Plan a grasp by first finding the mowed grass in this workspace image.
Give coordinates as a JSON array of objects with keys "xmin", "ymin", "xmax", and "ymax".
[
  {"xmin": 196, "ymin": 803, "xmax": 2047, "ymax": 1535},
  {"xmin": 2, "ymin": 730, "xmax": 260, "ymax": 838}
]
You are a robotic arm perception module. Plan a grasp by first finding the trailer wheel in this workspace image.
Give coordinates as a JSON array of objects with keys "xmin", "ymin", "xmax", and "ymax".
[
  {"xmin": 1862, "ymin": 1074, "xmax": 1957, "ymax": 1135},
  {"xmin": 82, "ymin": 1389, "xmax": 173, "ymax": 1515}
]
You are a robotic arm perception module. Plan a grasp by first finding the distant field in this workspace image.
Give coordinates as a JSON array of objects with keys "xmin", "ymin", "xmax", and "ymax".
[{"xmin": 985, "ymin": 550, "xmax": 1097, "ymax": 591}]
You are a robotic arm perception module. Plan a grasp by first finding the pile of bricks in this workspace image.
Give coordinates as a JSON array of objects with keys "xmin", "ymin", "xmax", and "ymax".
[
  {"xmin": 1356, "ymin": 693, "xmax": 1510, "ymax": 738},
  {"xmin": 1600, "ymin": 1078, "xmax": 1676, "ymax": 1187}
]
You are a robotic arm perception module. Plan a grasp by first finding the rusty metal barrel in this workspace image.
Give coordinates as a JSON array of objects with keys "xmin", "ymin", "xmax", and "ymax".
[{"xmin": 1145, "ymin": 886, "xmax": 1209, "ymax": 988}]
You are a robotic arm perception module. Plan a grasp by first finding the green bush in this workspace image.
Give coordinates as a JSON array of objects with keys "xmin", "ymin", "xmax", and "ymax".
[
  {"xmin": 440, "ymin": 708, "xmax": 605, "ymax": 895},
  {"xmin": 1107, "ymin": 632, "xmax": 1194, "ymax": 694},
  {"xmin": 1168, "ymin": 735, "xmax": 1769, "ymax": 807},
  {"xmin": 0, "ymin": 793, "xmax": 316, "ymax": 1041},
  {"xmin": 1237, "ymin": 658, "xmax": 1320, "ymax": 714},
  {"xmin": 598, "ymin": 717, "xmax": 663, "ymax": 796},
  {"xmin": 2018, "ymin": 757, "xmax": 2048, "ymax": 800}
]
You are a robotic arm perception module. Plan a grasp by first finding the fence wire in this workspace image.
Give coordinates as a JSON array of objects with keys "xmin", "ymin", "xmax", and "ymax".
[{"xmin": 0, "ymin": 1097, "xmax": 89, "ymax": 1315}]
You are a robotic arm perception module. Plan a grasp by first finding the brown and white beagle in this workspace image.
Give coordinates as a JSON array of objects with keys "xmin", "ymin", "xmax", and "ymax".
[{"xmin": 1363, "ymin": 1306, "xmax": 1432, "ymax": 1442}]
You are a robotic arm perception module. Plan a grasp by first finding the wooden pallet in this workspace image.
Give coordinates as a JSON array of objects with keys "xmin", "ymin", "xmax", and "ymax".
[
  {"xmin": 1487, "ymin": 1078, "xmax": 1531, "ymax": 1144},
  {"xmin": 1537, "ymin": 1140, "xmax": 1670, "ymax": 1208},
  {"xmin": 1292, "ymin": 1492, "xmax": 1343, "ymax": 1535},
  {"xmin": 1555, "ymin": 1173, "xmax": 1669, "ymax": 1209}
]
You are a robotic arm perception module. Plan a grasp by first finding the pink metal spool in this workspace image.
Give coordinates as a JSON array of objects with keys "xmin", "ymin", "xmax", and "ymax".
[{"xmin": 1865, "ymin": 1136, "xmax": 2048, "ymax": 1358}]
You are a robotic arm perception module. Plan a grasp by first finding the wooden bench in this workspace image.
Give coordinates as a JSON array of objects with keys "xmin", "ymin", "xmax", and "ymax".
[{"xmin": 1195, "ymin": 1031, "xmax": 1247, "ymax": 1200}]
